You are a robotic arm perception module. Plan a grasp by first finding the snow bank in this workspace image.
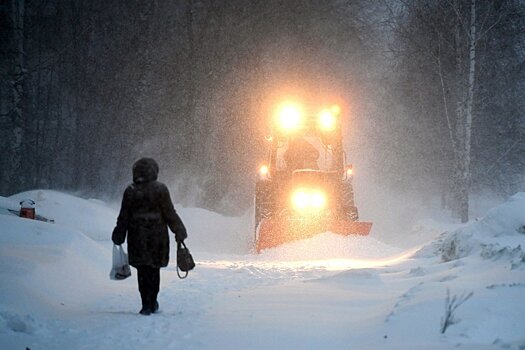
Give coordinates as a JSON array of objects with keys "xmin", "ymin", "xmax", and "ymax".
[
  {"xmin": 0, "ymin": 189, "xmax": 524, "ymax": 349},
  {"xmin": 177, "ymin": 207, "xmax": 252, "ymax": 254},
  {"xmin": 0, "ymin": 196, "xmax": 20, "ymax": 213},
  {"xmin": 5, "ymin": 189, "xmax": 252, "ymax": 254},
  {"xmin": 8, "ymin": 190, "xmax": 117, "ymax": 241},
  {"xmin": 0, "ymin": 213, "xmax": 112, "ymax": 315},
  {"xmin": 417, "ymin": 192, "xmax": 525, "ymax": 265},
  {"xmin": 4, "ymin": 189, "xmax": 254, "ymax": 254}
]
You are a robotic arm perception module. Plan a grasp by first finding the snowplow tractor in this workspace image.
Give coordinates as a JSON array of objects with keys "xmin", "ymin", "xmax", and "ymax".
[{"xmin": 254, "ymin": 102, "xmax": 372, "ymax": 253}]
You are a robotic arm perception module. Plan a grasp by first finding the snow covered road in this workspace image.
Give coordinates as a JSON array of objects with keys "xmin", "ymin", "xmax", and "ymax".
[{"xmin": 0, "ymin": 190, "xmax": 524, "ymax": 349}]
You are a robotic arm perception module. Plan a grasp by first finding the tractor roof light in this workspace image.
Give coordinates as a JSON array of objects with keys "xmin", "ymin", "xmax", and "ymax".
[
  {"xmin": 277, "ymin": 103, "xmax": 302, "ymax": 132},
  {"xmin": 318, "ymin": 109, "xmax": 337, "ymax": 131},
  {"xmin": 331, "ymin": 104, "xmax": 341, "ymax": 115}
]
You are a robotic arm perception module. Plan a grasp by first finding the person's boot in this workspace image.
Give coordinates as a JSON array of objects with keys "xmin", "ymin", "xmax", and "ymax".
[
  {"xmin": 152, "ymin": 300, "xmax": 159, "ymax": 313},
  {"xmin": 139, "ymin": 295, "xmax": 152, "ymax": 316},
  {"xmin": 139, "ymin": 307, "xmax": 151, "ymax": 316}
]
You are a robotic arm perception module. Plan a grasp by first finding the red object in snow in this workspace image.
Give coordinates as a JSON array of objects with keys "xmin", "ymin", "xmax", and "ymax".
[{"xmin": 19, "ymin": 199, "xmax": 36, "ymax": 219}]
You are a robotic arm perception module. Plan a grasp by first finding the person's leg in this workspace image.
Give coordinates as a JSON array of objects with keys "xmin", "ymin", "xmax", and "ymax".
[
  {"xmin": 137, "ymin": 266, "xmax": 161, "ymax": 315},
  {"xmin": 151, "ymin": 267, "xmax": 160, "ymax": 312},
  {"xmin": 137, "ymin": 266, "xmax": 152, "ymax": 315}
]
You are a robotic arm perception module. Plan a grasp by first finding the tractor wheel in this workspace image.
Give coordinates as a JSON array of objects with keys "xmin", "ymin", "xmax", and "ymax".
[
  {"xmin": 255, "ymin": 180, "xmax": 273, "ymax": 232},
  {"xmin": 348, "ymin": 206, "xmax": 359, "ymax": 221},
  {"xmin": 341, "ymin": 181, "xmax": 359, "ymax": 221}
]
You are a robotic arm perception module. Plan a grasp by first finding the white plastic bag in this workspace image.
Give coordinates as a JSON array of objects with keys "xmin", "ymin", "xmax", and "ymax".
[{"xmin": 110, "ymin": 244, "xmax": 131, "ymax": 280}]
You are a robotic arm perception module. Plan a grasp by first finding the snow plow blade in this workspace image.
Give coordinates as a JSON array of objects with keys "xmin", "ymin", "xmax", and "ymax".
[{"xmin": 256, "ymin": 218, "xmax": 372, "ymax": 253}]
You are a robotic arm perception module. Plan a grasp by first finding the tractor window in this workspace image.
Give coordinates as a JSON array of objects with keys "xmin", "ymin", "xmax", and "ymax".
[{"xmin": 276, "ymin": 136, "xmax": 334, "ymax": 172}]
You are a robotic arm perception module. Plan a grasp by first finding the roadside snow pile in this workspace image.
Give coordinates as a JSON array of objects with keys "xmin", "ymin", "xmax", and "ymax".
[
  {"xmin": 0, "ymin": 190, "xmax": 116, "ymax": 315},
  {"xmin": 0, "ymin": 196, "xmax": 20, "ymax": 216},
  {"xmin": 8, "ymin": 190, "xmax": 117, "ymax": 241},
  {"xmin": 417, "ymin": 192, "xmax": 525, "ymax": 266},
  {"xmin": 180, "ymin": 207, "xmax": 252, "ymax": 254},
  {"xmin": 259, "ymin": 232, "xmax": 402, "ymax": 261},
  {"xmin": 0, "ymin": 189, "xmax": 524, "ymax": 349},
  {"xmin": 0, "ymin": 212, "xmax": 112, "ymax": 315}
]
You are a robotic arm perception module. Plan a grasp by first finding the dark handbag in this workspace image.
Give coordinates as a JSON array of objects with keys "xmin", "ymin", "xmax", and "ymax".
[{"xmin": 177, "ymin": 241, "xmax": 195, "ymax": 279}]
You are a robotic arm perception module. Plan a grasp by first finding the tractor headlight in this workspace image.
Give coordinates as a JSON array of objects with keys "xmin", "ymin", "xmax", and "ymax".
[
  {"xmin": 291, "ymin": 189, "xmax": 327, "ymax": 211},
  {"xmin": 331, "ymin": 104, "xmax": 341, "ymax": 115},
  {"xmin": 310, "ymin": 191, "xmax": 326, "ymax": 208},
  {"xmin": 277, "ymin": 103, "xmax": 302, "ymax": 132},
  {"xmin": 292, "ymin": 190, "xmax": 309, "ymax": 210},
  {"xmin": 258, "ymin": 164, "xmax": 269, "ymax": 179},
  {"xmin": 346, "ymin": 165, "xmax": 353, "ymax": 177},
  {"xmin": 318, "ymin": 109, "xmax": 337, "ymax": 131}
]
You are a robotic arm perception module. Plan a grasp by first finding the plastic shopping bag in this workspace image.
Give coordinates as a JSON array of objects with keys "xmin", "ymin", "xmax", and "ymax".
[{"xmin": 110, "ymin": 244, "xmax": 131, "ymax": 280}]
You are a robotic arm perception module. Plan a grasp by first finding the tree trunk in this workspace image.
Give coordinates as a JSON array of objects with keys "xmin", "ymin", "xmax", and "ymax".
[
  {"xmin": 458, "ymin": 0, "xmax": 477, "ymax": 223},
  {"xmin": 9, "ymin": 0, "xmax": 26, "ymax": 192}
]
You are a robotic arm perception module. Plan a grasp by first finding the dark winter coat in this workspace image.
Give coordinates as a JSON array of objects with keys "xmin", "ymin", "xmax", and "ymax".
[{"xmin": 112, "ymin": 158, "xmax": 187, "ymax": 268}]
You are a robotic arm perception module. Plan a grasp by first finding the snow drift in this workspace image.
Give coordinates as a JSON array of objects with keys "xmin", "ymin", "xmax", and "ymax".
[
  {"xmin": 418, "ymin": 192, "xmax": 525, "ymax": 267},
  {"xmin": 0, "ymin": 190, "xmax": 523, "ymax": 349}
]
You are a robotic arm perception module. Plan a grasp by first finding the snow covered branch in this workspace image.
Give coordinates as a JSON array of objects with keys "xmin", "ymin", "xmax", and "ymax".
[{"xmin": 440, "ymin": 288, "xmax": 474, "ymax": 334}]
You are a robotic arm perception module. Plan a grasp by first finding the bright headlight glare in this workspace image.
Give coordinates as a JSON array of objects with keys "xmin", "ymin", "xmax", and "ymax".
[
  {"xmin": 311, "ymin": 192, "xmax": 326, "ymax": 208},
  {"xmin": 277, "ymin": 103, "xmax": 302, "ymax": 131},
  {"xmin": 292, "ymin": 190, "xmax": 327, "ymax": 210},
  {"xmin": 259, "ymin": 165, "xmax": 269, "ymax": 178},
  {"xmin": 292, "ymin": 191, "xmax": 309, "ymax": 209},
  {"xmin": 319, "ymin": 110, "xmax": 337, "ymax": 131}
]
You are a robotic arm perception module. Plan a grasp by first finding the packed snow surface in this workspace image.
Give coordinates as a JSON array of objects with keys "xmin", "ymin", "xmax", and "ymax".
[{"xmin": 0, "ymin": 190, "xmax": 524, "ymax": 349}]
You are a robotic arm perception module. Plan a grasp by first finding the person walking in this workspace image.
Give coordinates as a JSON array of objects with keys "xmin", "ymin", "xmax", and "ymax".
[{"xmin": 112, "ymin": 157, "xmax": 187, "ymax": 315}]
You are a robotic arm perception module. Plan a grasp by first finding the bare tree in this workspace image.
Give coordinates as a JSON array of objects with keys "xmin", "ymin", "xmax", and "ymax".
[{"xmin": 384, "ymin": 0, "xmax": 516, "ymax": 222}]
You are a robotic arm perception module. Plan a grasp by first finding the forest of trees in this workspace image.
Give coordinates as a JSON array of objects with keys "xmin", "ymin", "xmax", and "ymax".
[{"xmin": 1, "ymin": 0, "xmax": 524, "ymax": 220}]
